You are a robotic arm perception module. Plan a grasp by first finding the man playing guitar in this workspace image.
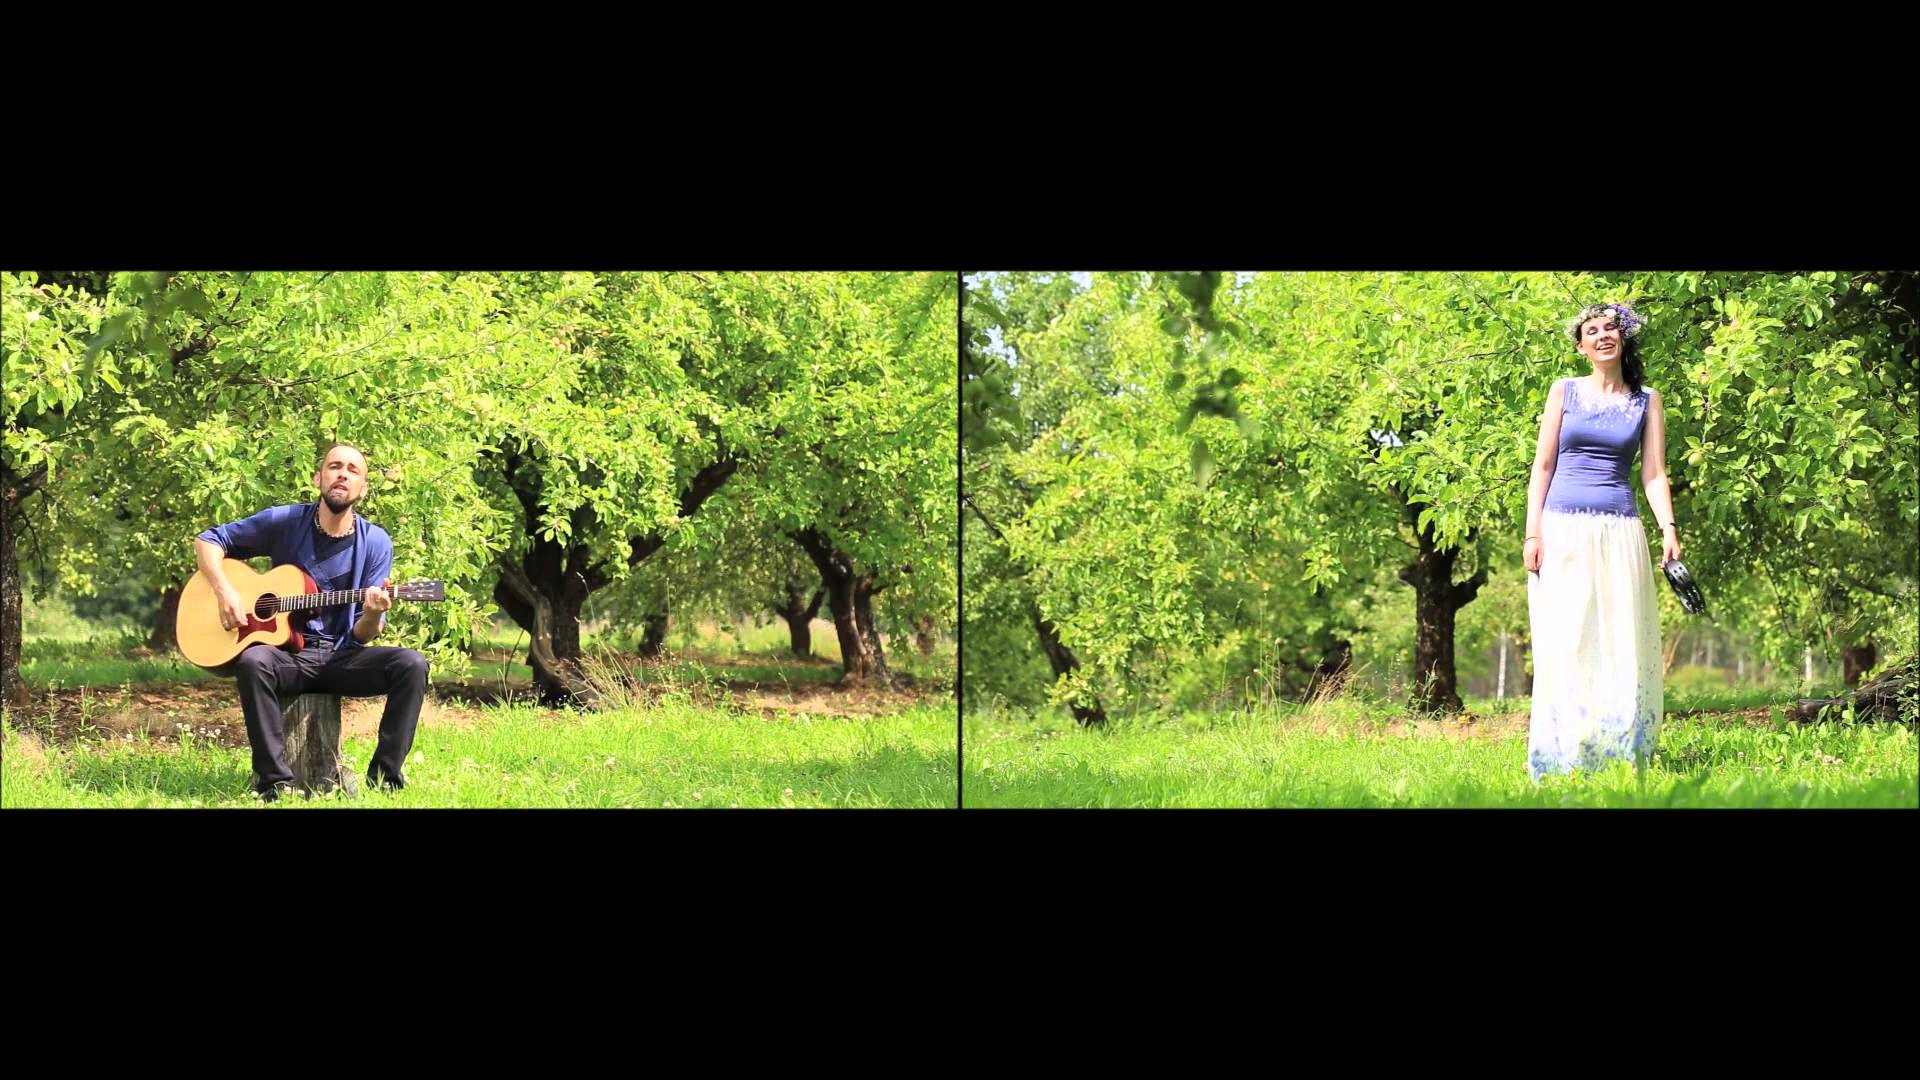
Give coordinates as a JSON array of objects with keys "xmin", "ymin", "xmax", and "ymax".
[{"xmin": 195, "ymin": 442, "xmax": 427, "ymax": 801}]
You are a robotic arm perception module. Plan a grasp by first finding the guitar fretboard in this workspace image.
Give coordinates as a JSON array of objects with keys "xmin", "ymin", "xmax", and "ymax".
[{"xmin": 270, "ymin": 589, "xmax": 372, "ymax": 613}]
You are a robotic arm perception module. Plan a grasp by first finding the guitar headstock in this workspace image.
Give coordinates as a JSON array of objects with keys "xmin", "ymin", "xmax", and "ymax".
[{"xmin": 392, "ymin": 579, "xmax": 446, "ymax": 602}]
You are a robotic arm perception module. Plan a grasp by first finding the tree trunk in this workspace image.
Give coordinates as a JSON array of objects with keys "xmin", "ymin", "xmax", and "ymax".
[
  {"xmin": 852, "ymin": 578, "xmax": 891, "ymax": 679},
  {"xmin": 793, "ymin": 527, "xmax": 889, "ymax": 686},
  {"xmin": 494, "ymin": 544, "xmax": 596, "ymax": 708},
  {"xmin": 1518, "ymin": 631, "xmax": 1533, "ymax": 695},
  {"xmin": 1789, "ymin": 654, "xmax": 1916, "ymax": 723},
  {"xmin": 1398, "ymin": 529, "xmax": 1485, "ymax": 715},
  {"xmin": 1, "ymin": 498, "xmax": 24, "ymax": 710},
  {"xmin": 1029, "ymin": 605, "xmax": 1107, "ymax": 726},
  {"xmin": 964, "ymin": 494, "xmax": 1104, "ymax": 722},
  {"xmin": 494, "ymin": 451, "xmax": 737, "ymax": 707},
  {"xmin": 823, "ymin": 572, "xmax": 866, "ymax": 680},
  {"xmin": 1306, "ymin": 638, "xmax": 1353, "ymax": 700},
  {"xmin": 273, "ymin": 693, "xmax": 357, "ymax": 797},
  {"xmin": 1663, "ymin": 629, "xmax": 1686, "ymax": 677},
  {"xmin": 1, "ymin": 463, "xmax": 45, "ymax": 710},
  {"xmin": 149, "ymin": 586, "xmax": 182, "ymax": 652},
  {"xmin": 638, "ymin": 611, "xmax": 668, "ymax": 659},
  {"xmin": 1842, "ymin": 640, "xmax": 1876, "ymax": 689},
  {"xmin": 912, "ymin": 615, "xmax": 937, "ymax": 657},
  {"xmin": 773, "ymin": 584, "xmax": 824, "ymax": 658},
  {"xmin": 1496, "ymin": 630, "xmax": 1508, "ymax": 701},
  {"xmin": 800, "ymin": 589, "xmax": 824, "ymax": 655}
]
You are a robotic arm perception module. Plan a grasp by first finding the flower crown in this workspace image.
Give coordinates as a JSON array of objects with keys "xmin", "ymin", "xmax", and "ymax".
[{"xmin": 1567, "ymin": 302, "xmax": 1644, "ymax": 343}]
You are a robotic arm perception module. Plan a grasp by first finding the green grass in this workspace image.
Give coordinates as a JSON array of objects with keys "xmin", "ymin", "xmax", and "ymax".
[
  {"xmin": 9, "ymin": 610, "xmax": 958, "ymax": 809},
  {"xmin": 20, "ymin": 594, "xmax": 138, "ymax": 642},
  {"xmin": 22, "ymin": 655, "xmax": 216, "ymax": 688},
  {"xmin": 963, "ymin": 697, "xmax": 1918, "ymax": 808},
  {"xmin": 22, "ymin": 632, "xmax": 150, "ymax": 658},
  {"xmin": 19, "ymin": 629, "xmax": 215, "ymax": 689},
  {"xmin": 659, "ymin": 658, "xmax": 842, "ymax": 685},
  {"xmin": 452, "ymin": 655, "xmax": 858, "ymax": 696},
  {"xmin": 5, "ymin": 700, "xmax": 957, "ymax": 809},
  {"xmin": 465, "ymin": 658, "xmax": 536, "ymax": 685},
  {"xmin": 715, "ymin": 619, "xmax": 845, "ymax": 662},
  {"xmin": 468, "ymin": 623, "xmax": 645, "ymax": 656},
  {"xmin": 1663, "ymin": 682, "xmax": 1832, "ymax": 713},
  {"xmin": 466, "ymin": 617, "xmax": 849, "ymax": 662}
]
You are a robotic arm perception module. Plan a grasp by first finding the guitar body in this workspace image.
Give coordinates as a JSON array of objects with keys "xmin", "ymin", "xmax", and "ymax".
[{"xmin": 177, "ymin": 559, "xmax": 317, "ymax": 672}]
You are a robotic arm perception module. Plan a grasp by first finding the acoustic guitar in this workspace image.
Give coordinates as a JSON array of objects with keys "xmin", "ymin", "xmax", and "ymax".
[{"xmin": 177, "ymin": 558, "xmax": 444, "ymax": 671}]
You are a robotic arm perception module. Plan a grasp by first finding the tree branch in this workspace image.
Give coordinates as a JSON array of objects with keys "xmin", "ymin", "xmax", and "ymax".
[
  {"xmin": 961, "ymin": 493, "xmax": 1009, "ymax": 543},
  {"xmin": 1454, "ymin": 566, "xmax": 1488, "ymax": 606},
  {"xmin": 625, "ymin": 455, "xmax": 740, "ymax": 568}
]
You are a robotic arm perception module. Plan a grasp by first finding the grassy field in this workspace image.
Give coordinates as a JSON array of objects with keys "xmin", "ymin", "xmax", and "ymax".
[
  {"xmin": 17, "ymin": 634, "xmax": 218, "ymax": 690},
  {"xmin": 4, "ymin": 616, "xmax": 958, "ymax": 809},
  {"xmin": 5, "ymin": 699, "xmax": 955, "ymax": 809},
  {"xmin": 963, "ymin": 690, "xmax": 1918, "ymax": 809},
  {"xmin": 463, "ymin": 615, "xmax": 953, "ymax": 687}
]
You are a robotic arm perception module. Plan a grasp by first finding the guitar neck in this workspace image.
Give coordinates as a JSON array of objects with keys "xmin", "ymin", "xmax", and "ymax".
[{"xmin": 278, "ymin": 587, "xmax": 397, "ymax": 613}]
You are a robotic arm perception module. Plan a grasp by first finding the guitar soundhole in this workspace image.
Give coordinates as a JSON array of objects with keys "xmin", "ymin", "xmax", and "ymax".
[{"xmin": 254, "ymin": 594, "xmax": 278, "ymax": 619}]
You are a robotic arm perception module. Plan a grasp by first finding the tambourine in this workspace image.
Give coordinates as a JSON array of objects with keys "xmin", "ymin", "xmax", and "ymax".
[{"xmin": 1662, "ymin": 559, "xmax": 1706, "ymax": 615}]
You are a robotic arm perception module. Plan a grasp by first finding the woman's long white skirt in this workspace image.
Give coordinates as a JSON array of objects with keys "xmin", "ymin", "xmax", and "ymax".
[{"xmin": 1526, "ymin": 509, "xmax": 1664, "ymax": 779}]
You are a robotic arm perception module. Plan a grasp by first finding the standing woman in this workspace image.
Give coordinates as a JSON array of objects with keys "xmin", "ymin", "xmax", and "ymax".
[{"xmin": 1522, "ymin": 302, "xmax": 1682, "ymax": 779}]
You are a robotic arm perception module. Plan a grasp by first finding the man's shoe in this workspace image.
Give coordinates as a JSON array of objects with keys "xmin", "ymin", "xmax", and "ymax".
[{"xmin": 257, "ymin": 780, "xmax": 299, "ymax": 803}]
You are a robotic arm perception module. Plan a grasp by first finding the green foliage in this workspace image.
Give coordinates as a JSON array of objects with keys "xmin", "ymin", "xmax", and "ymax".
[
  {"xmin": 1624, "ymin": 270, "xmax": 1918, "ymax": 666},
  {"xmin": 6, "ymin": 271, "xmax": 959, "ymax": 685},
  {"xmin": 962, "ymin": 270, "xmax": 1918, "ymax": 720}
]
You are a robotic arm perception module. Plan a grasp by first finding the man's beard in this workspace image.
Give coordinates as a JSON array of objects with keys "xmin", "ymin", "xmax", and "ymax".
[{"xmin": 322, "ymin": 487, "xmax": 360, "ymax": 513}]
